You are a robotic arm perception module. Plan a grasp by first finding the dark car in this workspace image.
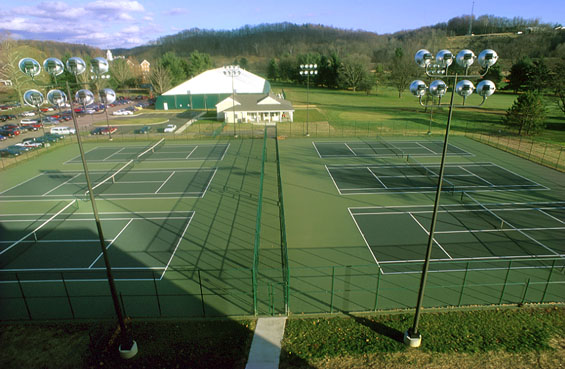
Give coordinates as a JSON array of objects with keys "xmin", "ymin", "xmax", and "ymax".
[
  {"xmin": 134, "ymin": 126, "xmax": 152, "ymax": 134},
  {"xmin": 0, "ymin": 134, "xmax": 7, "ymax": 141},
  {"xmin": 0, "ymin": 128, "xmax": 17, "ymax": 137},
  {"xmin": 43, "ymin": 133, "xmax": 64, "ymax": 142},
  {"xmin": 0, "ymin": 147, "xmax": 22, "ymax": 157},
  {"xmin": 22, "ymin": 137, "xmax": 49, "ymax": 147}
]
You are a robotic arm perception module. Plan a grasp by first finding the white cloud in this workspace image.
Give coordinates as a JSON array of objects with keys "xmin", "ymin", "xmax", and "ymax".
[
  {"xmin": 85, "ymin": 1, "xmax": 144, "ymax": 12},
  {"xmin": 163, "ymin": 8, "xmax": 188, "ymax": 16}
]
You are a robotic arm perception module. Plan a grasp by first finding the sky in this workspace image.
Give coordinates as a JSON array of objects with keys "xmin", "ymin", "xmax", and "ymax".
[{"xmin": 0, "ymin": 0, "xmax": 563, "ymax": 50}]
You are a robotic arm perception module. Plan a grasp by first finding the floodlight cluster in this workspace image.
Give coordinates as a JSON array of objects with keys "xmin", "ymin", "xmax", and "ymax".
[
  {"xmin": 19, "ymin": 56, "xmax": 115, "ymax": 108},
  {"xmin": 411, "ymin": 48, "xmax": 498, "ymax": 100},
  {"xmin": 299, "ymin": 64, "xmax": 318, "ymax": 76}
]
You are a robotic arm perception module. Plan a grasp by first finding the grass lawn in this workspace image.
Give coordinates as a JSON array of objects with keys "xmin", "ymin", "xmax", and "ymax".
[{"xmin": 280, "ymin": 306, "xmax": 565, "ymax": 369}]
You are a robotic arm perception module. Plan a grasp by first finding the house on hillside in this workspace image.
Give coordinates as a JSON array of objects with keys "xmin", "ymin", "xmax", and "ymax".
[{"xmin": 216, "ymin": 93, "xmax": 293, "ymax": 124}]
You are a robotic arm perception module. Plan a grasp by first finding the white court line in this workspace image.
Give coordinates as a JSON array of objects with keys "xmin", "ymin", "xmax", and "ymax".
[
  {"xmin": 63, "ymin": 146, "xmax": 101, "ymax": 165},
  {"xmin": 311, "ymin": 141, "xmax": 323, "ymax": 158},
  {"xmin": 490, "ymin": 162, "xmax": 549, "ymax": 190},
  {"xmin": 0, "ymin": 239, "xmax": 110, "ymax": 244},
  {"xmin": 367, "ymin": 168, "xmax": 388, "ymax": 189},
  {"xmin": 416, "ymin": 142, "xmax": 437, "ymax": 154},
  {"xmin": 88, "ymin": 218, "xmax": 134, "ymax": 268},
  {"xmin": 184, "ymin": 146, "xmax": 197, "ymax": 160},
  {"xmin": 325, "ymin": 165, "xmax": 343, "ymax": 195},
  {"xmin": 0, "ymin": 173, "xmax": 44, "ymax": 195},
  {"xmin": 102, "ymin": 147, "xmax": 126, "ymax": 161},
  {"xmin": 200, "ymin": 168, "xmax": 218, "ymax": 198},
  {"xmin": 155, "ymin": 171, "xmax": 176, "ymax": 194},
  {"xmin": 219, "ymin": 143, "xmax": 230, "ymax": 161},
  {"xmin": 42, "ymin": 173, "xmax": 81, "ymax": 196},
  {"xmin": 458, "ymin": 165, "xmax": 495, "ymax": 186},
  {"xmin": 408, "ymin": 212, "xmax": 452, "ymax": 259},
  {"xmin": 348, "ymin": 208, "xmax": 383, "ymax": 274},
  {"xmin": 538, "ymin": 209, "xmax": 565, "ymax": 225},
  {"xmin": 434, "ymin": 226, "xmax": 565, "ymax": 234},
  {"xmin": 344, "ymin": 143, "xmax": 357, "ymax": 156},
  {"xmin": 160, "ymin": 214, "xmax": 195, "ymax": 279}
]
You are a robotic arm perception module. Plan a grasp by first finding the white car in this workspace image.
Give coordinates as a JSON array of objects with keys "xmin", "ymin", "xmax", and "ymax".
[
  {"xmin": 50, "ymin": 126, "xmax": 76, "ymax": 135},
  {"xmin": 164, "ymin": 124, "xmax": 177, "ymax": 133},
  {"xmin": 112, "ymin": 109, "xmax": 133, "ymax": 116},
  {"xmin": 20, "ymin": 118, "xmax": 40, "ymax": 125},
  {"xmin": 21, "ymin": 111, "xmax": 36, "ymax": 117},
  {"xmin": 16, "ymin": 141, "xmax": 43, "ymax": 149}
]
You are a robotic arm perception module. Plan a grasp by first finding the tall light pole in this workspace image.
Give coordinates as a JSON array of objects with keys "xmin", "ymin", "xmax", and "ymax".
[
  {"xmin": 299, "ymin": 64, "xmax": 317, "ymax": 136},
  {"xmin": 19, "ymin": 56, "xmax": 137, "ymax": 358},
  {"xmin": 405, "ymin": 48, "xmax": 498, "ymax": 348},
  {"xmin": 223, "ymin": 65, "xmax": 241, "ymax": 137}
]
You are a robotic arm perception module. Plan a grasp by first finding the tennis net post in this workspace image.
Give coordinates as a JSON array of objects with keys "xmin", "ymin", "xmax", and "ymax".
[{"xmin": 85, "ymin": 159, "xmax": 135, "ymax": 196}]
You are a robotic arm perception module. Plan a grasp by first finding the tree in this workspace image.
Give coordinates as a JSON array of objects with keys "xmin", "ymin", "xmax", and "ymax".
[
  {"xmin": 388, "ymin": 48, "xmax": 418, "ymax": 98},
  {"xmin": 526, "ymin": 59, "xmax": 550, "ymax": 93},
  {"xmin": 160, "ymin": 51, "xmax": 188, "ymax": 86},
  {"xmin": 110, "ymin": 58, "xmax": 134, "ymax": 89},
  {"xmin": 187, "ymin": 50, "xmax": 212, "ymax": 77},
  {"xmin": 267, "ymin": 58, "xmax": 279, "ymax": 81},
  {"xmin": 502, "ymin": 91, "xmax": 546, "ymax": 135},
  {"xmin": 337, "ymin": 55, "xmax": 370, "ymax": 92},
  {"xmin": 507, "ymin": 58, "xmax": 533, "ymax": 93},
  {"xmin": 149, "ymin": 63, "xmax": 172, "ymax": 95},
  {"xmin": 550, "ymin": 60, "xmax": 565, "ymax": 115},
  {"xmin": 480, "ymin": 64, "xmax": 503, "ymax": 85}
]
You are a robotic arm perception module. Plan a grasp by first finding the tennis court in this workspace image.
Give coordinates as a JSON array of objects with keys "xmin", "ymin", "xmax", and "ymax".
[
  {"xmin": 65, "ymin": 141, "xmax": 229, "ymax": 163},
  {"xmin": 326, "ymin": 162, "xmax": 547, "ymax": 195},
  {"xmin": 349, "ymin": 196, "xmax": 565, "ymax": 274},
  {"xmin": 0, "ymin": 166, "xmax": 217, "ymax": 200},
  {"xmin": 313, "ymin": 140, "xmax": 471, "ymax": 158},
  {"xmin": 0, "ymin": 202, "xmax": 194, "ymax": 281}
]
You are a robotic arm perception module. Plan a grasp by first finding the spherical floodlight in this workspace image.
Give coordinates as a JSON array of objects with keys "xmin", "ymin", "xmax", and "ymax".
[
  {"xmin": 429, "ymin": 80, "xmax": 448, "ymax": 97},
  {"xmin": 75, "ymin": 89, "xmax": 94, "ymax": 105},
  {"xmin": 455, "ymin": 80, "xmax": 475, "ymax": 97},
  {"xmin": 435, "ymin": 50, "xmax": 453, "ymax": 67},
  {"xmin": 100, "ymin": 88, "xmax": 116, "ymax": 104},
  {"xmin": 410, "ymin": 80, "xmax": 427, "ymax": 97},
  {"xmin": 478, "ymin": 49, "xmax": 498, "ymax": 69},
  {"xmin": 91, "ymin": 57, "xmax": 109, "ymax": 75},
  {"xmin": 456, "ymin": 49, "xmax": 476, "ymax": 68},
  {"xmin": 23, "ymin": 89, "xmax": 45, "ymax": 107},
  {"xmin": 476, "ymin": 80, "xmax": 496, "ymax": 97},
  {"xmin": 415, "ymin": 49, "xmax": 433, "ymax": 68},
  {"xmin": 47, "ymin": 89, "xmax": 68, "ymax": 107},
  {"xmin": 66, "ymin": 57, "xmax": 87, "ymax": 75},
  {"xmin": 43, "ymin": 58, "xmax": 64, "ymax": 76},
  {"xmin": 19, "ymin": 58, "xmax": 41, "ymax": 77}
]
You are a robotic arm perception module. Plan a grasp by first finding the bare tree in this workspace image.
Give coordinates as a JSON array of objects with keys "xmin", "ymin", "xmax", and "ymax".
[
  {"xmin": 149, "ymin": 63, "xmax": 172, "ymax": 95},
  {"xmin": 110, "ymin": 58, "xmax": 133, "ymax": 89},
  {"xmin": 388, "ymin": 48, "xmax": 418, "ymax": 98},
  {"xmin": 0, "ymin": 34, "xmax": 38, "ymax": 107}
]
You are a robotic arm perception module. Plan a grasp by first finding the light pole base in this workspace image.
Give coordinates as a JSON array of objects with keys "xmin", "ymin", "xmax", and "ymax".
[
  {"xmin": 404, "ymin": 330, "xmax": 422, "ymax": 348},
  {"xmin": 119, "ymin": 340, "xmax": 138, "ymax": 359}
]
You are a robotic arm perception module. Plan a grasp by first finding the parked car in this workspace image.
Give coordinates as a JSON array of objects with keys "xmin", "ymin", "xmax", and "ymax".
[
  {"xmin": 0, "ymin": 146, "xmax": 22, "ymax": 157},
  {"xmin": 112, "ymin": 109, "xmax": 133, "ymax": 116},
  {"xmin": 50, "ymin": 126, "xmax": 75, "ymax": 135},
  {"xmin": 22, "ymin": 137, "xmax": 50, "ymax": 147},
  {"xmin": 0, "ymin": 134, "xmax": 7, "ymax": 141},
  {"xmin": 20, "ymin": 111, "xmax": 36, "ymax": 117},
  {"xmin": 164, "ymin": 124, "xmax": 177, "ymax": 133},
  {"xmin": 16, "ymin": 141, "xmax": 43, "ymax": 149},
  {"xmin": 134, "ymin": 126, "xmax": 152, "ymax": 134},
  {"xmin": 0, "ymin": 127, "xmax": 20, "ymax": 136},
  {"xmin": 20, "ymin": 118, "xmax": 40, "ymax": 124},
  {"xmin": 20, "ymin": 122, "xmax": 43, "ymax": 131},
  {"xmin": 90, "ymin": 126, "xmax": 117, "ymax": 135}
]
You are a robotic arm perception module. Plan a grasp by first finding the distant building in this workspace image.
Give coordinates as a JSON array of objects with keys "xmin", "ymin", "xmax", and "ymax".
[
  {"xmin": 106, "ymin": 50, "xmax": 113, "ymax": 61},
  {"xmin": 140, "ymin": 60, "xmax": 150, "ymax": 74},
  {"xmin": 216, "ymin": 93, "xmax": 294, "ymax": 124}
]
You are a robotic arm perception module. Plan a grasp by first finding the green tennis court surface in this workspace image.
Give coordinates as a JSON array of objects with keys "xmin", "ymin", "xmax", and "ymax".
[
  {"xmin": 0, "ymin": 206, "xmax": 194, "ymax": 281},
  {"xmin": 0, "ymin": 168, "xmax": 217, "ymax": 200},
  {"xmin": 326, "ymin": 162, "xmax": 547, "ymax": 194},
  {"xmin": 314, "ymin": 140, "xmax": 471, "ymax": 158},
  {"xmin": 65, "ymin": 142, "xmax": 230, "ymax": 163},
  {"xmin": 349, "ymin": 199, "xmax": 565, "ymax": 274}
]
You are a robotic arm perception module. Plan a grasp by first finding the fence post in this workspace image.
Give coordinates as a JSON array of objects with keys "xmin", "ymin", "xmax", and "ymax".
[
  {"xmin": 153, "ymin": 272, "xmax": 162, "ymax": 317},
  {"xmin": 541, "ymin": 143, "xmax": 548, "ymax": 165},
  {"xmin": 16, "ymin": 273, "xmax": 32, "ymax": 320},
  {"xmin": 499, "ymin": 260, "xmax": 512, "ymax": 305},
  {"xmin": 520, "ymin": 278, "xmax": 531, "ymax": 305},
  {"xmin": 540, "ymin": 260, "xmax": 556, "ymax": 303},
  {"xmin": 330, "ymin": 266, "xmax": 335, "ymax": 314},
  {"xmin": 197, "ymin": 269, "xmax": 206, "ymax": 317},
  {"xmin": 557, "ymin": 147, "xmax": 563, "ymax": 170},
  {"xmin": 528, "ymin": 139, "xmax": 535, "ymax": 160},
  {"xmin": 61, "ymin": 273, "xmax": 75, "ymax": 319},
  {"xmin": 458, "ymin": 262, "xmax": 470, "ymax": 306},
  {"xmin": 373, "ymin": 269, "xmax": 381, "ymax": 311}
]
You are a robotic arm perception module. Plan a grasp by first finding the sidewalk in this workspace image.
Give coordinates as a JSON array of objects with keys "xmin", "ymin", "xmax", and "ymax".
[{"xmin": 245, "ymin": 317, "xmax": 287, "ymax": 369}]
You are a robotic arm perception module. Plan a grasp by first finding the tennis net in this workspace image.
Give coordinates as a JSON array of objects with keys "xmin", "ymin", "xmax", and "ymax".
[
  {"xmin": 0, "ymin": 199, "xmax": 78, "ymax": 261},
  {"xmin": 86, "ymin": 159, "xmax": 135, "ymax": 196},
  {"xmin": 137, "ymin": 138, "xmax": 165, "ymax": 161},
  {"xmin": 375, "ymin": 136, "xmax": 402, "ymax": 157}
]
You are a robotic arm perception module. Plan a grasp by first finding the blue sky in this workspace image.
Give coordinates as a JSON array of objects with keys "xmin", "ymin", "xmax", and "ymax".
[{"xmin": 0, "ymin": 0, "xmax": 563, "ymax": 49}]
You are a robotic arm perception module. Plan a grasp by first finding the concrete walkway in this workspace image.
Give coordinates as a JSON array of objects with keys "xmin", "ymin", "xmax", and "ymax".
[{"xmin": 245, "ymin": 317, "xmax": 287, "ymax": 369}]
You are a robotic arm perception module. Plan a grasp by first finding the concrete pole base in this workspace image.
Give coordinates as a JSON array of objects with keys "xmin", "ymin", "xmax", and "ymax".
[
  {"xmin": 119, "ymin": 340, "xmax": 138, "ymax": 359},
  {"xmin": 403, "ymin": 330, "xmax": 422, "ymax": 348}
]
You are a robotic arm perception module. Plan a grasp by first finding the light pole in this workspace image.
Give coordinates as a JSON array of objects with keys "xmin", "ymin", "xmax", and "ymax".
[
  {"xmin": 223, "ymin": 65, "xmax": 241, "ymax": 137},
  {"xmin": 19, "ymin": 56, "xmax": 137, "ymax": 358},
  {"xmin": 90, "ymin": 57, "xmax": 114, "ymax": 140},
  {"xmin": 299, "ymin": 64, "xmax": 317, "ymax": 136},
  {"xmin": 405, "ymin": 48, "xmax": 498, "ymax": 348}
]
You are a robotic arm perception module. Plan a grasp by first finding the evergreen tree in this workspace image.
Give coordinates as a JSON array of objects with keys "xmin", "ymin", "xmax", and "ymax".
[
  {"xmin": 507, "ymin": 58, "xmax": 533, "ymax": 93},
  {"xmin": 502, "ymin": 91, "xmax": 546, "ymax": 135},
  {"xmin": 267, "ymin": 58, "xmax": 278, "ymax": 81}
]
